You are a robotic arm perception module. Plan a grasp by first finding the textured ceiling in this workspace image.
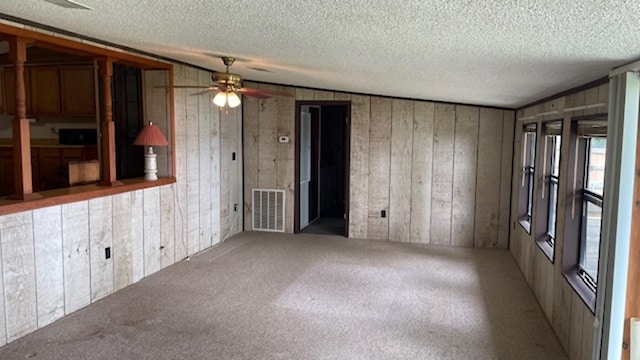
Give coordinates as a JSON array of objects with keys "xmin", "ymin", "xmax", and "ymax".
[{"xmin": 1, "ymin": 0, "xmax": 639, "ymax": 108}]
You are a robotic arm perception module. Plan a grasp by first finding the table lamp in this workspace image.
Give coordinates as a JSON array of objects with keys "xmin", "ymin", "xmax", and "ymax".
[{"xmin": 133, "ymin": 121, "xmax": 168, "ymax": 181}]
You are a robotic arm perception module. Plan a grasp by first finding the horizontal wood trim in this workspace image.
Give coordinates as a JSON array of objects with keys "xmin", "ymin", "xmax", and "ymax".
[
  {"xmin": 0, "ymin": 23, "xmax": 170, "ymax": 70},
  {"xmin": 0, "ymin": 177, "xmax": 176, "ymax": 216},
  {"xmin": 518, "ymin": 77, "xmax": 609, "ymax": 111}
]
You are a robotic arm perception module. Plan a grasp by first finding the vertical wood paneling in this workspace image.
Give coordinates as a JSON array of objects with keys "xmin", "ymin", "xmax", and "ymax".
[
  {"xmin": 498, "ymin": 110, "xmax": 515, "ymax": 248},
  {"xmin": 276, "ymin": 87, "xmax": 296, "ymax": 233},
  {"xmin": 451, "ymin": 106, "xmax": 479, "ymax": 247},
  {"xmin": 583, "ymin": 87, "xmax": 600, "ymax": 115},
  {"xmin": 143, "ymin": 187, "xmax": 161, "ymax": 276},
  {"xmin": 33, "ymin": 206, "xmax": 64, "ymax": 327},
  {"xmin": 314, "ymin": 90, "xmax": 334, "ymax": 101},
  {"xmin": 160, "ymin": 185, "xmax": 176, "ymax": 268},
  {"xmin": 242, "ymin": 87, "xmax": 259, "ymax": 232},
  {"xmin": 198, "ymin": 70, "xmax": 212, "ymax": 250},
  {"xmin": 210, "ymin": 91, "xmax": 222, "ymax": 244},
  {"xmin": 552, "ymin": 280, "xmax": 573, "ymax": 351},
  {"xmin": 62, "ymin": 201, "xmax": 90, "ymax": 314},
  {"xmin": 89, "ymin": 196, "xmax": 113, "ymax": 302},
  {"xmin": 581, "ymin": 310, "xmax": 595, "ymax": 360},
  {"xmin": 0, "ymin": 220, "xmax": 4, "ymax": 347},
  {"xmin": 295, "ymin": 88, "xmax": 314, "ymax": 101},
  {"xmin": 228, "ymin": 107, "xmax": 241, "ymax": 237},
  {"xmin": 144, "ymin": 70, "xmax": 171, "ymax": 177},
  {"xmin": 510, "ymin": 83, "xmax": 609, "ymax": 359},
  {"xmin": 410, "ymin": 101, "xmax": 434, "ymax": 243},
  {"xmin": 112, "ymin": 192, "xmax": 133, "ymax": 291},
  {"xmin": 367, "ymin": 97, "xmax": 391, "ymax": 240},
  {"xmin": 0, "ymin": 212, "xmax": 37, "ymax": 342},
  {"xmin": 185, "ymin": 66, "xmax": 200, "ymax": 256},
  {"xmin": 173, "ymin": 64, "xmax": 188, "ymax": 261},
  {"xmin": 568, "ymin": 292, "xmax": 584, "ymax": 359},
  {"xmin": 219, "ymin": 106, "xmax": 235, "ymax": 241},
  {"xmin": 389, "ymin": 99, "xmax": 414, "ymax": 242},
  {"xmin": 431, "ymin": 104, "xmax": 455, "ymax": 245},
  {"xmin": 348, "ymin": 95, "xmax": 371, "ymax": 238},
  {"xmin": 131, "ymin": 190, "xmax": 144, "ymax": 283},
  {"xmin": 474, "ymin": 108, "xmax": 504, "ymax": 248},
  {"xmin": 258, "ymin": 84, "xmax": 278, "ymax": 189}
]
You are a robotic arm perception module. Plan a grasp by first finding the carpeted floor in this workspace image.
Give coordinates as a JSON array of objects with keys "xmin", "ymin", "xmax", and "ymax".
[{"xmin": 0, "ymin": 232, "xmax": 567, "ymax": 360}]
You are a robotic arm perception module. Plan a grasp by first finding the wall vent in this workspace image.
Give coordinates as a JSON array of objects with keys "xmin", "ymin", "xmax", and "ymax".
[{"xmin": 252, "ymin": 189, "xmax": 285, "ymax": 232}]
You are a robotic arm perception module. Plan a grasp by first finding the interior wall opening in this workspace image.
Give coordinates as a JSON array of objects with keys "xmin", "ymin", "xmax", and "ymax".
[{"xmin": 296, "ymin": 102, "xmax": 349, "ymax": 236}]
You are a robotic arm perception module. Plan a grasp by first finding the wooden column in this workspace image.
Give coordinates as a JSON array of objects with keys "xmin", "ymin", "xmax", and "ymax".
[
  {"xmin": 98, "ymin": 58, "xmax": 119, "ymax": 186},
  {"xmin": 622, "ymin": 108, "xmax": 640, "ymax": 360},
  {"xmin": 8, "ymin": 37, "xmax": 39, "ymax": 200}
]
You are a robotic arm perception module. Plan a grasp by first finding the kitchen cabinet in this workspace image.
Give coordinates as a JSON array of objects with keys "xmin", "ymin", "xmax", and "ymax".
[
  {"xmin": 30, "ymin": 66, "xmax": 61, "ymax": 114},
  {"xmin": 3, "ymin": 65, "xmax": 95, "ymax": 117},
  {"xmin": 0, "ymin": 148, "xmax": 14, "ymax": 196},
  {"xmin": 60, "ymin": 66, "xmax": 95, "ymax": 115}
]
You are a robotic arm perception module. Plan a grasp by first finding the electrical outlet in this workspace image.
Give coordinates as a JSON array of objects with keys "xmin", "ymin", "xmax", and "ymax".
[
  {"xmin": 105, "ymin": 247, "xmax": 111, "ymax": 259},
  {"xmin": 234, "ymin": 203, "xmax": 237, "ymax": 212},
  {"xmin": 232, "ymin": 152, "xmax": 236, "ymax": 161},
  {"xmin": 381, "ymin": 210, "xmax": 386, "ymax": 218}
]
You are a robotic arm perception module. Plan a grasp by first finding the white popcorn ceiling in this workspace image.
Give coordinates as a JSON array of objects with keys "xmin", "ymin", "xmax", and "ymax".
[{"xmin": 1, "ymin": 0, "xmax": 640, "ymax": 107}]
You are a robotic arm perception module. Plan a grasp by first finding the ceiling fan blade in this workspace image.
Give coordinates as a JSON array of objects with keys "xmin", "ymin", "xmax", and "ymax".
[
  {"xmin": 191, "ymin": 89, "xmax": 218, "ymax": 96},
  {"xmin": 154, "ymin": 85, "xmax": 216, "ymax": 89},
  {"xmin": 238, "ymin": 87, "xmax": 293, "ymax": 98}
]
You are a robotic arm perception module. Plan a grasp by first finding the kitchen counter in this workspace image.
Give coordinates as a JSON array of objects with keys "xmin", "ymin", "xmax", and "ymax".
[{"xmin": 0, "ymin": 139, "xmax": 88, "ymax": 148}]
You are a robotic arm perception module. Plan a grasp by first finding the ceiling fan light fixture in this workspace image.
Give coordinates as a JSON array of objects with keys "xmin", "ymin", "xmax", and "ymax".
[
  {"xmin": 213, "ymin": 91, "xmax": 241, "ymax": 108},
  {"xmin": 213, "ymin": 91, "xmax": 228, "ymax": 107},
  {"xmin": 227, "ymin": 92, "xmax": 241, "ymax": 108}
]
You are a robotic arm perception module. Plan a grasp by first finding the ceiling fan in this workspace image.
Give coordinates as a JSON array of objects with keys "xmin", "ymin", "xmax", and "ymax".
[{"xmin": 170, "ymin": 56, "xmax": 292, "ymax": 109}]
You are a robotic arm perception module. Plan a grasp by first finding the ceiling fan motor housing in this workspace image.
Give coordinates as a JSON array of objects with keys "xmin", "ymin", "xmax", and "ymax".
[{"xmin": 213, "ymin": 72, "xmax": 242, "ymax": 87}]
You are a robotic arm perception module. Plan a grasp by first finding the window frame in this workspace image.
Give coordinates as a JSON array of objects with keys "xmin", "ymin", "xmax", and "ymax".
[
  {"xmin": 0, "ymin": 23, "xmax": 175, "ymax": 216},
  {"xmin": 561, "ymin": 113, "xmax": 608, "ymax": 312},
  {"xmin": 534, "ymin": 120, "xmax": 562, "ymax": 262},
  {"xmin": 518, "ymin": 123, "xmax": 538, "ymax": 233}
]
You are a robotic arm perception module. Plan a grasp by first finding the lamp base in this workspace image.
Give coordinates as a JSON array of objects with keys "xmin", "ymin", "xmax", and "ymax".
[{"xmin": 143, "ymin": 151, "xmax": 158, "ymax": 181}]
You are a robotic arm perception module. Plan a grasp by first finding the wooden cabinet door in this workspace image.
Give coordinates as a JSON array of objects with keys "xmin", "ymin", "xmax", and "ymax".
[
  {"xmin": 30, "ymin": 66, "xmax": 61, "ymax": 115},
  {"xmin": 0, "ymin": 148, "xmax": 14, "ymax": 196},
  {"xmin": 37, "ymin": 148, "xmax": 62, "ymax": 191},
  {"xmin": 4, "ymin": 68, "xmax": 32, "ymax": 115},
  {"xmin": 60, "ymin": 66, "xmax": 95, "ymax": 115}
]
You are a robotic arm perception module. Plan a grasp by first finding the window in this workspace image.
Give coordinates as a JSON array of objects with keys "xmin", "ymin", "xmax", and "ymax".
[
  {"xmin": 547, "ymin": 134, "xmax": 561, "ymax": 245},
  {"xmin": 519, "ymin": 123, "xmax": 537, "ymax": 232},
  {"xmin": 535, "ymin": 120, "xmax": 562, "ymax": 261},
  {"xmin": 579, "ymin": 137, "xmax": 606, "ymax": 290},
  {"xmin": 562, "ymin": 115, "xmax": 607, "ymax": 310}
]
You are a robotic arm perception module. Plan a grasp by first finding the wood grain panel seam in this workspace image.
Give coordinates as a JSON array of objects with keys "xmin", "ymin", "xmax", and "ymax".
[
  {"xmin": 470, "ymin": 107, "xmax": 481, "ymax": 247},
  {"xmin": 0, "ymin": 216, "xmax": 6, "ymax": 344},
  {"xmin": 387, "ymin": 100, "xmax": 393, "ymax": 240},
  {"xmin": 29, "ymin": 211, "xmax": 39, "ymax": 327}
]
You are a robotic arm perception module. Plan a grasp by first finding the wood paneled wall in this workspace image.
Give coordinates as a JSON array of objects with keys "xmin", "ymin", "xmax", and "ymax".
[
  {"xmin": 243, "ymin": 82, "xmax": 515, "ymax": 247},
  {"xmin": 0, "ymin": 63, "xmax": 242, "ymax": 347},
  {"xmin": 509, "ymin": 82, "xmax": 609, "ymax": 360}
]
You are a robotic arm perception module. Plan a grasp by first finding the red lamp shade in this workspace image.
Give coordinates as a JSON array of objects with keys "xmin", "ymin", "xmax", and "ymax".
[{"xmin": 133, "ymin": 122, "xmax": 168, "ymax": 146}]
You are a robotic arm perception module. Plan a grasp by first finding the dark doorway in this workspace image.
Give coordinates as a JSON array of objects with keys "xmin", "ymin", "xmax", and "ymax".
[
  {"xmin": 295, "ymin": 102, "xmax": 350, "ymax": 236},
  {"xmin": 112, "ymin": 63, "xmax": 144, "ymax": 179}
]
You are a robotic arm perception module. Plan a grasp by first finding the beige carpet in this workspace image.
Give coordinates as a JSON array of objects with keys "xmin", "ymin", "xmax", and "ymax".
[{"xmin": 0, "ymin": 232, "xmax": 567, "ymax": 360}]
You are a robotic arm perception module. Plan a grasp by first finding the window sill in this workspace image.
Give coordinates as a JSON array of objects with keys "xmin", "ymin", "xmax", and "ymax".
[
  {"xmin": 518, "ymin": 219, "xmax": 531, "ymax": 234},
  {"xmin": 563, "ymin": 268, "xmax": 596, "ymax": 313},
  {"xmin": 535, "ymin": 237, "xmax": 555, "ymax": 263},
  {"xmin": 0, "ymin": 177, "xmax": 176, "ymax": 216}
]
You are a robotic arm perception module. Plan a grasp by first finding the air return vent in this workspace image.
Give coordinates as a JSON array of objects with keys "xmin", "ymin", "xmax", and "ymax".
[{"xmin": 252, "ymin": 189, "xmax": 285, "ymax": 232}]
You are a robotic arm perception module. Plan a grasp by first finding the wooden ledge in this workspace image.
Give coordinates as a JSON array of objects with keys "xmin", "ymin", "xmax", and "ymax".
[{"xmin": 0, "ymin": 177, "xmax": 176, "ymax": 216}]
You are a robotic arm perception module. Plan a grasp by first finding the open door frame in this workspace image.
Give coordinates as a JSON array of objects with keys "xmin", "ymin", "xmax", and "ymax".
[{"xmin": 294, "ymin": 100, "xmax": 351, "ymax": 236}]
